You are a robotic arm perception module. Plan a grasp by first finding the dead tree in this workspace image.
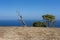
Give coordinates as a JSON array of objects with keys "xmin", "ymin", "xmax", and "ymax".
[{"xmin": 16, "ymin": 10, "xmax": 27, "ymax": 27}]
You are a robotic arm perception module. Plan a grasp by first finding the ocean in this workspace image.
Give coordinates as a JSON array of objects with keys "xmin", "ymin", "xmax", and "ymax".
[{"xmin": 0, "ymin": 20, "xmax": 60, "ymax": 28}]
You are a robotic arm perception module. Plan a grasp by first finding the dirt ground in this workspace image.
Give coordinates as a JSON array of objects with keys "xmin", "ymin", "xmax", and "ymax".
[{"xmin": 0, "ymin": 27, "xmax": 60, "ymax": 40}]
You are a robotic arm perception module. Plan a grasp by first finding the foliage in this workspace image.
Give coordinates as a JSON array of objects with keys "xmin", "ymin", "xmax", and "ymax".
[
  {"xmin": 33, "ymin": 21, "xmax": 46, "ymax": 27},
  {"xmin": 42, "ymin": 14, "xmax": 55, "ymax": 27}
]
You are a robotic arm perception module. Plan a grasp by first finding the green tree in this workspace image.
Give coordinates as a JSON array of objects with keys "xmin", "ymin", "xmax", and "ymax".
[
  {"xmin": 42, "ymin": 14, "xmax": 55, "ymax": 27},
  {"xmin": 33, "ymin": 22, "xmax": 46, "ymax": 27}
]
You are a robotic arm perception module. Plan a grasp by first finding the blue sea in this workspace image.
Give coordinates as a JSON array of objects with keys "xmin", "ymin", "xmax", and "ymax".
[{"xmin": 0, "ymin": 20, "xmax": 60, "ymax": 28}]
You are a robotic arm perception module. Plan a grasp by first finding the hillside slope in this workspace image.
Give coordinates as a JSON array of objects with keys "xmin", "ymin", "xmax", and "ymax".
[{"xmin": 0, "ymin": 27, "xmax": 60, "ymax": 40}]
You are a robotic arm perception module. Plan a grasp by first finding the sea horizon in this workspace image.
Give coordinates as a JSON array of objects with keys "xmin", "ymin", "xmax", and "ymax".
[{"xmin": 0, "ymin": 20, "xmax": 60, "ymax": 28}]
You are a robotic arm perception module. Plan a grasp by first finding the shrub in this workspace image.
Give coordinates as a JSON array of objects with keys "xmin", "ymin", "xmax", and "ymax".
[{"xmin": 33, "ymin": 21, "xmax": 46, "ymax": 27}]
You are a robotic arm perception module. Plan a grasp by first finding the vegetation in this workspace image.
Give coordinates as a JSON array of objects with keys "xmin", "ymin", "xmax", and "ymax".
[
  {"xmin": 33, "ymin": 22, "xmax": 46, "ymax": 27},
  {"xmin": 33, "ymin": 14, "xmax": 55, "ymax": 27},
  {"xmin": 42, "ymin": 14, "xmax": 55, "ymax": 27}
]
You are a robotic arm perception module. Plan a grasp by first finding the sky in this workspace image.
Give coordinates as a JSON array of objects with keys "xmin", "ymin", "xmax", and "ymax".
[{"xmin": 0, "ymin": 0, "xmax": 60, "ymax": 20}]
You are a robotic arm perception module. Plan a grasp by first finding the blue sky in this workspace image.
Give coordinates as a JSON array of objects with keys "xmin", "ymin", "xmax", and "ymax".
[{"xmin": 0, "ymin": 0, "xmax": 60, "ymax": 20}]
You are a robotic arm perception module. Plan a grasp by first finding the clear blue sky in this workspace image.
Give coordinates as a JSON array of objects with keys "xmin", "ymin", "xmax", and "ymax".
[{"xmin": 0, "ymin": 0, "xmax": 60, "ymax": 20}]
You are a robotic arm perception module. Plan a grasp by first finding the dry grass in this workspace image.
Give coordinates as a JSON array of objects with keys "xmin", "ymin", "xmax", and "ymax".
[{"xmin": 0, "ymin": 27, "xmax": 60, "ymax": 40}]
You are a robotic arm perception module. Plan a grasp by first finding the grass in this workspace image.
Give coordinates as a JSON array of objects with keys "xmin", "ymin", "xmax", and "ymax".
[{"xmin": 0, "ymin": 27, "xmax": 60, "ymax": 40}]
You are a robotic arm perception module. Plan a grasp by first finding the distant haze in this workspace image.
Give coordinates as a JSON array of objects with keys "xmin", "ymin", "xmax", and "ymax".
[{"xmin": 0, "ymin": 0, "xmax": 60, "ymax": 20}]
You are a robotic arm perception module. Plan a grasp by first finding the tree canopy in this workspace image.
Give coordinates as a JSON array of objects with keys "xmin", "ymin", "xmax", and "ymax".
[{"xmin": 42, "ymin": 14, "xmax": 55, "ymax": 27}]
